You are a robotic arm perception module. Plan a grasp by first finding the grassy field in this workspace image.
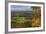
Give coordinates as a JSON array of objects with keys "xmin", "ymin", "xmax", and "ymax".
[{"xmin": 11, "ymin": 12, "xmax": 33, "ymax": 28}]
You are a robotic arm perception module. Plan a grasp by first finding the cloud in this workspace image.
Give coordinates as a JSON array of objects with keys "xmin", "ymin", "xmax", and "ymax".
[{"xmin": 11, "ymin": 5, "xmax": 32, "ymax": 11}]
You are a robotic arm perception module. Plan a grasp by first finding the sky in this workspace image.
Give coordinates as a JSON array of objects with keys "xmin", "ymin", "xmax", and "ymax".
[{"xmin": 11, "ymin": 5, "xmax": 32, "ymax": 11}]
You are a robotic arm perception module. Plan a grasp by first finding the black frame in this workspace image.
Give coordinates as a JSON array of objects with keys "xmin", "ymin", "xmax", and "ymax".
[{"xmin": 5, "ymin": 0, "xmax": 45, "ymax": 34}]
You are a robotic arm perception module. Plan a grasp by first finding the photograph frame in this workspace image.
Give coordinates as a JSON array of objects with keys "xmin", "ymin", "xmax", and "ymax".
[{"xmin": 5, "ymin": 1, "xmax": 45, "ymax": 33}]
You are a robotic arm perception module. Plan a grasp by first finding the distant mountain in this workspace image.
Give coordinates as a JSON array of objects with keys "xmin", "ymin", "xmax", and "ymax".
[
  {"xmin": 11, "ymin": 11, "xmax": 33, "ymax": 13},
  {"xmin": 11, "ymin": 11, "xmax": 34, "ymax": 17}
]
